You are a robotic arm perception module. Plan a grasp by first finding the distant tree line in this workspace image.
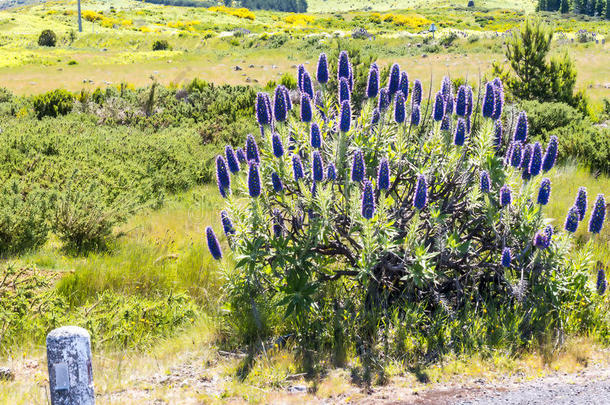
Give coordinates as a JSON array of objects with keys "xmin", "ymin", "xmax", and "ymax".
[
  {"xmin": 537, "ymin": 0, "xmax": 610, "ymax": 19},
  {"xmin": 140, "ymin": 0, "xmax": 216, "ymax": 7},
  {"xmin": 223, "ymin": 0, "xmax": 308, "ymax": 12}
]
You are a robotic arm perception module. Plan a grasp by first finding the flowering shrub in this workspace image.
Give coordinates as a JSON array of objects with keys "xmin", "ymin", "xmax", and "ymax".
[
  {"xmin": 207, "ymin": 52, "xmax": 607, "ymax": 371},
  {"xmin": 208, "ymin": 6, "xmax": 255, "ymax": 21}
]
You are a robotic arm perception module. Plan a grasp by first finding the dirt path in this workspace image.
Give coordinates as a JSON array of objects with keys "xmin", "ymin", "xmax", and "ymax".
[{"xmin": 349, "ymin": 364, "xmax": 610, "ymax": 405}]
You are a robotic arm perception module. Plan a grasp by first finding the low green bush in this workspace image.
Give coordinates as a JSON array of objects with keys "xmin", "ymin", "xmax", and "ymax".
[
  {"xmin": 0, "ymin": 181, "xmax": 51, "ymax": 256},
  {"xmin": 152, "ymin": 39, "xmax": 170, "ymax": 51},
  {"xmin": 0, "ymin": 264, "xmax": 198, "ymax": 350},
  {"xmin": 32, "ymin": 89, "xmax": 74, "ymax": 119},
  {"xmin": 53, "ymin": 180, "xmax": 137, "ymax": 253},
  {"xmin": 520, "ymin": 100, "xmax": 610, "ymax": 173},
  {"xmin": 520, "ymin": 100, "xmax": 583, "ymax": 138},
  {"xmin": 38, "ymin": 29, "xmax": 57, "ymax": 47}
]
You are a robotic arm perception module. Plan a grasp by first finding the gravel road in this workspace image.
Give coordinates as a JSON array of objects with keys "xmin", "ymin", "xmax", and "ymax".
[{"xmin": 453, "ymin": 365, "xmax": 610, "ymax": 405}]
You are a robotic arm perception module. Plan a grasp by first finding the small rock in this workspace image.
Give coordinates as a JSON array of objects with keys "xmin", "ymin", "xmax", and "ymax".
[
  {"xmin": 249, "ymin": 64, "xmax": 255, "ymax": 68},
  {"xmin": 0, "ymin": 367, "xmax": 14, "ymax": 381},
  {"xmin": 287, "ymin": 384, "xmax": 307, "ymax": 393},
  {"xmin": 422, "ymin": 54, "xmax": 428, "ymax": 58},
  {"xmin": 245, "ymin": 77, "xmax": 252, "ymax": 83},
  {"xmin": 234, "ymin": 65, "xmax": 242, "ymax": 71}
]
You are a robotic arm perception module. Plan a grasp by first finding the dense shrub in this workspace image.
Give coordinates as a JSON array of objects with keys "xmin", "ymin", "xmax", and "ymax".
[
  {"xmin": 152, "ymin": 39, "xmax": 170, "ymax": 51},
  {"xmin": 519, "ymin": 100, "xmax": 583, "ymax": 138},
  {"xmin": 38, "ymin": 29, "xmax": 57, "ymax": 47},
  {"xmin": 208, "ymin": 52, "xmax": 607, "ymax": 377},
  {"xmin": 0, "ymin": 263, "xmax": 197, "ymax": 350},
  {"xmin": 32, "ymin": 89, "xmax": 74, "ymax": 119},
  {"xmin": 519, "ymin": 100, "xmax": 610, "ymax": 172},
  {"xmin": 0, "ymin": 182, "xmax": 51, "ymax": 256},
  {"xmin": 53, "ymin": 180, "xmax": 137, "ymax": 253},
  {"xmin": 551, "ymin": 123, "xmax": 610, "ymax": 173}
]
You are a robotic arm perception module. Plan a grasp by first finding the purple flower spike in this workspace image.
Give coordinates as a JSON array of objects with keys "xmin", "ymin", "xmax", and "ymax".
[
  {"xmin": 537, "ymin": 178, "xmax": 551, "ymax": 205},
  {"xmin": 493, "ymin": 120, "xmax": 503, "ymax": 150},
  {"xmin": 283, "ymin": 86, "xmax": 292, "ymax": 111},
  {"xmin": 565, "ymin": 206, "xmax": 580, "ymax": 233},
  {"xmin": 206, "ymin": 227, "xmax": 222, "ymax": 260},
  {"xmin": 300, "ymin": 93, "xmax": 312, "ymax": 123},
  {"xmin": 499, "ymin": 185, "xmax": 512, "ymax": 207},
  {"xmin": 533, "ymin": 230, "xmax": 548, "ymax": 250},
  {"xmin": 454, "ymin": 118, "xmax": 466, "ymax": 146},
  {"xmin": 236, "ymin": 147, "xmax": 246, "ymax": 163},
  {"xmin": 510, "ymin": 142, "xmax": 522, "ymax": 168},
  {"xmin": 292, "ymin": 154, "xmax": 304, "ymax": 182},
  {"xmin": 589, "ymin": 194, "xmax": 606, "ymax": 234},
  {"xmin": 491, "ymin": 84, "xmax": 504, "ymax": 120},
  {"xmin": 361, "ymin": 180, "xmax": 375, "ymax": 219},
  {"xmin": 501, "ymin": 247, "xmax": 511, "ymax": 268},
  {"xmin": 389, "ymin": 63, "xmax": 401, "ymax": 96},
  {"xmin": 302, "ymin": 71, "xmax": 314, "ymax": 99},
  {"xmin": 529, "ymin": 142, "xmax": 543, "ymax": 177},
  {"xmin": 411, "ymin": 104, "xmax": 421, "ymax": 126},
  {"xmin": 394, "ymin": 92, "xmax": 406, "ymax": 124},
  {"xmin": 445, "ymin": 93, "xmax": 454, "ymax": 115},
  {"xmin": 312, "ymin": 150, "xmax": 324, "ymax": 182},
  {"xmin": 256, "ymin": 92, "xmax": 271, "ymax": 126},
  {"xmin": 480, "ymin": 170, "xmax": 491, "ymax": 193},
  {"xmin": 378, "ymin": 87, "xmax": 390, "ymax": 111},
  {"xmin": 246, "ymin": 134, "xmax": 260, "ymax": 163},
  {"xmin": 597, "ymin": 267, "xmax": 607, "ymax": 295},
  {"xmin": 433, "ymin": 91, "xmax": 445, "ymax": 122},
  {"xmin": 272, "ymin": 209, "xmax": 283, "ymax": 237},
  {"xmin": 456, "ymin": 85, "xmax": 467, "ymax": 117},
  {"xmin": 542, "ymin": 135, "xmax": 558, "ymax": 172},
  {"xmin": 310, "ymin": 122, "xmax": 322, "ymax": 149},
  {"xmin": 412, "ymin": 80, "xmax": 422, "ymax": 106},
  {"xmin": 225, "ymin": 145, "xmax": 240, "ymax": 174},
  {"xmin": 440, "ymin": 114, "xmax": 451, "ymax": 131},
  {"xmin": 482, "ymin": 82, "xmax": 495, "ymax": 118},
  {"xmin": 271, "ymin": 133, "xmax": 284, "ymax": 158},
  {"xmin": 366, "ymin": 64, "xmax": 379, "ymax": 98},
  {"xmin": 413, "ymin": 175, "xmax": 428, "ymax": 210},
  {"xmin": 514, "ymin": 111, "xmax": 528, "ymax": 142},
  {"xmin": 465, "ymin": 86, "xmax": 474, "ymax": 117},
  {"xmin": 399, "ymin": 71, "xmax": 409, "ymax": 100},
  {"xmin": 327, "ymin": 163, "xmax": 337, "ymax": 181},
  {"xmin": 338, "ymin": 51, "xmax": 351, "ymax": 80},
  {"xmin": 271, "ymin": 172, "xmax": 283, "ymax": 192},
  {"xmin": 575, "ymin": 187, "xmax": 587, "ymax": 221},
  {"xmin": 274, "ymin": 85, "xmax": 288, "ymax": 123},
  {"xmin": 378, "ymin": 158, "xmax": 390, "ymax": 190},
  {"xmin": 339, "ymin": 77, "xmax": 351, "ymax": 103},
  {"xmin": 216, "ymin": 155, "xmax": 230, "ymax": 197},
  {"xmin": 351, "ymin": 149, "xmax": 365, "ymax": 182},
  {"xmin": 220, "ymin": 210, "xmax": 235, "ymax": 237},
  {"xmin": 371, "ymin": 108, "xmax": 381, "ymax": 126},
  {"xmin": 441, "ymin": 76, "xmax": 451, "ymax": 99},
  {"xmin": 317, "ymin": 52, "xmax": 329, "ymax": 84},
  {"xmin": 520, "ymin": 144, "xmax": 533, "ymax": 181},
  {"xmin": 247, "ymin": 161, "xmax": 261, "ymax": 198},
  {"xmin": 340, "ymin": 100, "xmax": 351, "ymax": 132}
]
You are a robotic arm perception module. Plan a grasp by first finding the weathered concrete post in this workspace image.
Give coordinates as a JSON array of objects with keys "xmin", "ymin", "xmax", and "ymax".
[{"xmin": 46, "ymin": 326, "xmax": 95, "ymax": 405}]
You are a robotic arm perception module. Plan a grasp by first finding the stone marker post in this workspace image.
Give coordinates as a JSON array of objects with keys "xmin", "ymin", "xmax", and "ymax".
[{"xmin": 46, "ymin": 326, "xmax": 95, "ymax": 405}]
